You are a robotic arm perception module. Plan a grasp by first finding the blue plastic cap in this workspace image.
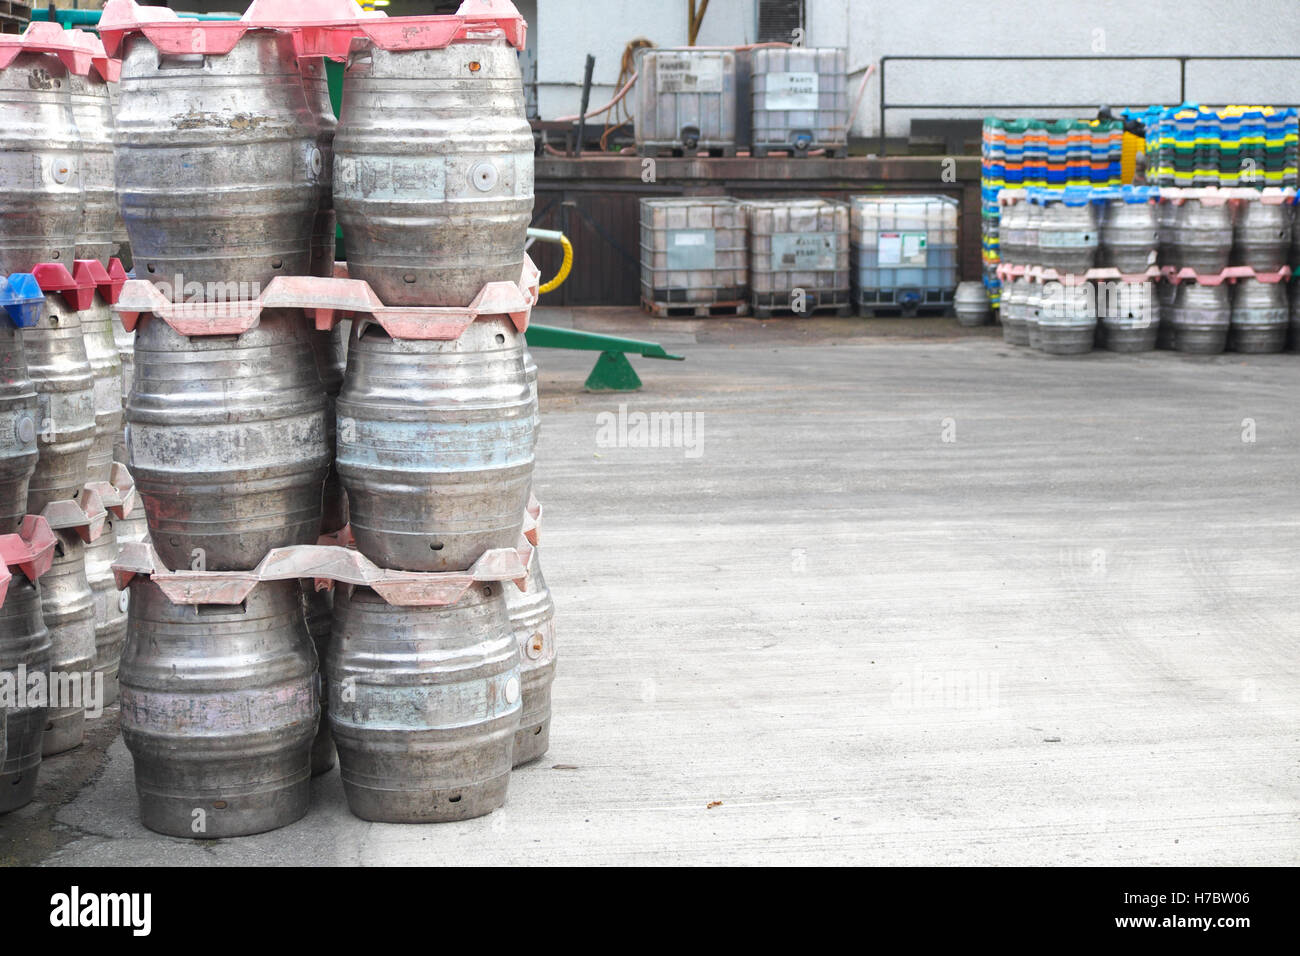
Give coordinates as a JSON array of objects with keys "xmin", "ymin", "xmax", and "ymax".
[{"xmin": 0, "ymin": 273, "xmax": 44, "ymax": 329}]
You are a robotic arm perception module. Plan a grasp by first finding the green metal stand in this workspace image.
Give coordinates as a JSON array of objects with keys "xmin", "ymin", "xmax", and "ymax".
[
  {"xmin": 524, "ymin": 324, "xmax": 685, "ymax": 392},
  {"xmin": 584, "ymin": 351, "xmax": 643, "ymax": 391}
]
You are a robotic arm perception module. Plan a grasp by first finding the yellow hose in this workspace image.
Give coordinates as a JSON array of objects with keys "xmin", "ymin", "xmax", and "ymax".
[{"xmin": 537, "ymin": 234, "xmax": 573, "ymax": 294}]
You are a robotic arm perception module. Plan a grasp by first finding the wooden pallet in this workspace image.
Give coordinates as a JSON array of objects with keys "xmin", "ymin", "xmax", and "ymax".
[
  {"xmin": 641, "ymin": 296, "xmax": 749, "ymax": 318},
  {"xmin": 637, "ymin": 144, "xmax": 739, "ymax": 159},
  {"xmin": 751, "ymin": 145, "xmax": 849, "ymax": 159}
]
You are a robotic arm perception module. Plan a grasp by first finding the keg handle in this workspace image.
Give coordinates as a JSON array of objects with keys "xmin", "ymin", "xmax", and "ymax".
[{"xmin": 158, "ymin": 52, "xmax": 207, "ymax": 70}]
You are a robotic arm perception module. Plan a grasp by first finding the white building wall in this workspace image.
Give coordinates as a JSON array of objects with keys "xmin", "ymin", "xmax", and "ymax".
[{"xmin": 534, "ymin": 0, "xmax": 1300, "ymax": 139}]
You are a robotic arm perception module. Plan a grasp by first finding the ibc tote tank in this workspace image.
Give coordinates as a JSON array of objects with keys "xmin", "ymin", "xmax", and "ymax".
[
  {"xmin": 634, "ymin": 48, "xmax": 738, "ymax": 156},
  {"xmin": 749, "ymin": 47, "xmax": 848, "ymax": 157}
]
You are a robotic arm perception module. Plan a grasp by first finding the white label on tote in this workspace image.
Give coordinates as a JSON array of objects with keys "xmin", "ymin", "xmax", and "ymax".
[
  {"xmin": 666, "ymin": 229, "xmax": 717, "ymax": 270},
  {"xmin": 878, "ymin": 232, "xmax": 928, "ymax": 266},
  {"xmin": 771, "ymin": 233, "xmax": 836, "ymax": 270},
  {"xmin": 765, "ymin": 72, "xmax": 819, "ymax": 111},
  {"xmin": 657, "ymin": 54, "xmax": 724, "ymax": 93}
]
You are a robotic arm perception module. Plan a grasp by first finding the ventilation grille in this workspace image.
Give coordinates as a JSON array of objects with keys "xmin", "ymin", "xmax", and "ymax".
[{"xmin": 757, "ymin": 0, "xmax": 805, "ymax": 44}]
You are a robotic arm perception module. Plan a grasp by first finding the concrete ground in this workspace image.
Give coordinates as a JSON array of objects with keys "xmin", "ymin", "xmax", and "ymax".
[{"xmin": 4, "ymin": 307, "xmax": 1298, "ymax": 866}]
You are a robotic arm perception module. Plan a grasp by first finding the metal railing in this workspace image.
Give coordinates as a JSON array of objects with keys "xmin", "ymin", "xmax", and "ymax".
[{"xmin": 877, "ymin": 54, "xmax": 1300, "ymax": 155}]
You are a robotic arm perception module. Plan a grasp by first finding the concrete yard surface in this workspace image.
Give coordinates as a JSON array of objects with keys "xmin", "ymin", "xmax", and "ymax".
[{"xmin": 5, "ymin": 308, "xmax": 1298, "ymax": 866}]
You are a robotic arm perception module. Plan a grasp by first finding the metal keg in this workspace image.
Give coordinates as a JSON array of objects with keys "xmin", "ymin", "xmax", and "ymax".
[
  {"xmin": 506, "ymin": 554, "xmax": 556, "ymax": 767},
  {"xmin": 1291, "ymin": 280, "xmax": 1300, "ymax": 352},
  {"xmin": 1000, "ymin": 278, "xmax": 1029, "ymax": 346},
  {"xmin": 998, "ymin": 201, "xmax": 1027, "ymax": 266},
  {"xmin": 105, "ymin": 81, "xmax": 130, "ymax": 266},
  {"xmin": 301, "ymin": 584, "xmax": 336, "ymax": 777},
  {"xmin": 80, "ymin": 295, "xmax": 124, "ymax": 483},
  {"xmin": 1290, "ymin": 204, "xmax": 1300, "ymax": 271},
  {"xmin": 310, "ymin": 324, "xmax": 346, "ymax": 535},
  {"xmin": 1022, "ymin": 202, "xmax": 1042, "ymax": 267},
  {"xmin": 1156, "ymin": 280, "xmax": 1178, "ymax": 349},
  {"xmin": 0, "ymin": 317, "xmax": 39, "ymax": 533},
  {"xmin": 1037, "ymin": 281, "xmax": 1097, "ymax": 355},
  {"xmin": 328, "ymin": 583, "xmax": 521, "ymax": 823},
  {"xmin": 336, "ymin": 319, "xmax": 535, "ymax": 572},
  {"xmin": 111, "ymin": 312, "xmax": 133, "ymax": 467},
  {"xmin": 1036, "ymin": 198, "xmax": 1098, "ymax": 275},
  {"xmin": 84, "ymin": 516, "xmax": 127, "ymax": 707},
  {"xmin": 523, "ymin": 346, "xmax": 539, "ymax": 441},
  {"xmin": 1024, "ymin": 280, "xmax": 1044, "ymax": 349},
  {"xmin": 68, "ymin": 69, "xmax": 116, "ymax": 265},
  {"xmin": 1232, "ymin": 200, "xmax": 1292, "ymax": 272},
  {"xmin": 301, "ymin": 57, "xmax": 337, "ymax": 279},
  {"xmin": 39, "ymin": 530, "xmax": 96, "ymax": 755},
  {"xmin": 0, "ymin": 52, "xmax": 83, "ymax": 274},
  {"xmin": 1156, "ymin": 199, "xmax": 1179, "ymax": 267},
  {"xmin": 334, "ymin": 36, "xmax": 534, "ymax": 306},
  {"xmin": 953, "ymin": 281, "xmax": 991, "ymax": 327},
  {"xmin": 0, "ymin": 575, "xmax": 51, "ymax": 813},
  {"xmin": 120, "ymin": 579, "xmax": 317, "ymax": 838},
  {"xmin": 126, "ymin": 310, "xmax": 330, "ymax": 571},
  {"xmin": 1097, "ymin": 280, "xmax": 1160, "ymax": 352},
  {"xmin": 1228, "ymin": 278, "xmax": 1288, "ymax": 353},
  {"xmin": 21, "ymin": 294, "xmax": 95, "ymax": 516},
  {"xmin": 114, "ymin": 31, "xmax": 321, "ymax": 299},
  {"xmin": 1168, "ymin": 281, "xmax": 1231, "ymax": 354},
  {"xmin": 1099, "ymin": 198, "xmax": 1159, "ymax": 273},
  {"xmin": 1171, "ymin": 200, "xmax": 1233, "ymax": 274}
]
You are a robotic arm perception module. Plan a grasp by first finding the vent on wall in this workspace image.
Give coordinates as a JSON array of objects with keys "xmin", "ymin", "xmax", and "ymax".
[{"xmin": 757, "ymin": 0, "xmax": 805, "ymax": 43}]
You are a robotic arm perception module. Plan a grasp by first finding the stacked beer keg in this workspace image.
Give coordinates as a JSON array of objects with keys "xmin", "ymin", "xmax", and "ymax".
[
  {"xmin": 0, "ymin": 23, "xmax": 131, "ymax": 813},
  {"xmin": 998, "ymin": 184, "xmax": 1296, "ymax": 357},
  {"xmin": 95, "ymin": 0, "xmax": 552, "ymax": 837},
  {"xmin": 329, "ymin": 1, "xmax": 551, "ymax": 824},
  {"xmin": 1162, "ymin": 189, "xmax": 1294, "ymax": 354}
]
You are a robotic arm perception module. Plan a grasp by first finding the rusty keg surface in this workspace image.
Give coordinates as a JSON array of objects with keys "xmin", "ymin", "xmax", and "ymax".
[
  {"xmin": 68, "ymin": 70, "xmax": 117, "ymax": 266},
  {"xmin": 505, "ymin": 554, "xmax": 556, "ymax": 767},
  {"xmin": 80, "ymin": 294, "xmax": 124, "ymax": 484},
  {"xmin": 21, "ymin": 294, "xmax": 96, "ymax": 517},
  {"xmin": 126, "ymin": 309, "xmax": 330, "ymax": 571},
  {"xmin": 85, "ymin": 517, "xmax": 128, "ymax": 707},
  {"xmin": 39, "ymin": 530, "xmax": 96, "ymax": 756},
  {"xmin": 114, "ymin": 31, "xmax": 322, "ymax": 299},
  {"xmin": 119, "ymin": 579, "xmax": 317, "ymax": 838},
  {"xmin": 0, "ymin": 52, "xmax": 83, "ymax": 275},
  {"xmin": 301, "ymin": 584, "xmax": 336, "ymax": 777},
  {"xmin": 328, "ymin": 583, "xmax": 521, "ymax": 823},
  {"xmin": 0, "ymin": 575, "xmax": 53, "ymax": 813},
  {"xmin": 334, "ymin": 38, "xmax": 534, "ymax": 307},
  {"xmin": 0, "ymin": 317, "xmax": 39, "ymax": 533},
  {"xmin": 336, "ymin": 319, "xmax": 535, "ymax": 572}
]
